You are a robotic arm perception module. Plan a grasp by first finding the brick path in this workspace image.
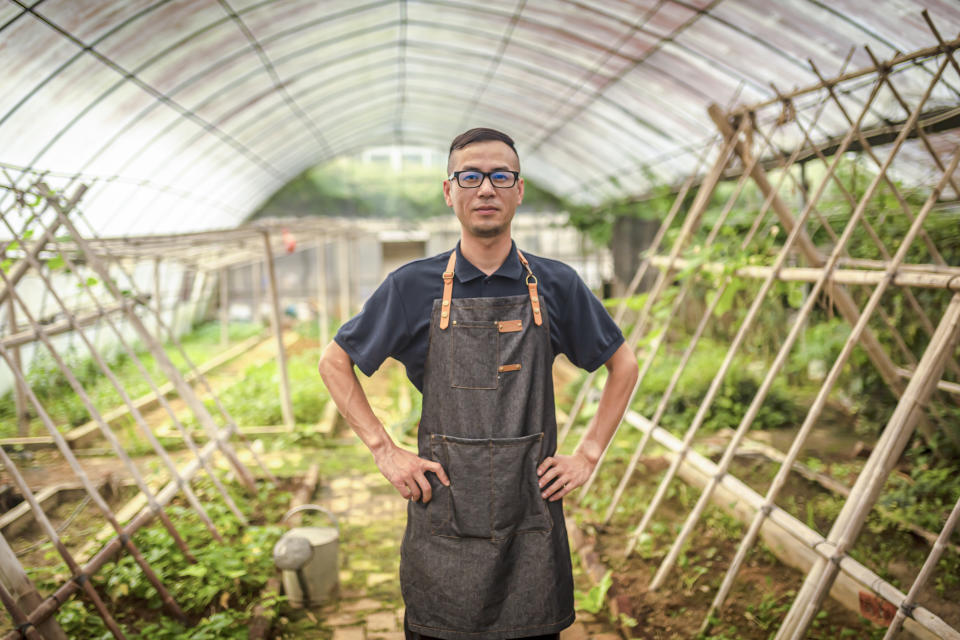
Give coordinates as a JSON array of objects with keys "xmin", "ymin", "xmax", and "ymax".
[{"xmin": 280, "ymin": 468, "xmax": 622, "ymax": 639}]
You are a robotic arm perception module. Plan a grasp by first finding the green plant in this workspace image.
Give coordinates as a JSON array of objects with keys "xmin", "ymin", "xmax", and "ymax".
[{"xmin": 574, "ymin": 569, "xmax": 612, "ymax": 614}]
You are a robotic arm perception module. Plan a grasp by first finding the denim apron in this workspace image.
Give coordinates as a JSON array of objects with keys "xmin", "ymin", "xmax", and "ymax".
[{"xmin": 400, "ymin": 248, "xmax": 575, "ymax": 639}]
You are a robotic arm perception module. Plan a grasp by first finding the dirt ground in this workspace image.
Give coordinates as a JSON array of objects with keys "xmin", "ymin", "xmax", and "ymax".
[{"xmin": 586, "ymin": 479, "xmax": 887, "ymax": 639}]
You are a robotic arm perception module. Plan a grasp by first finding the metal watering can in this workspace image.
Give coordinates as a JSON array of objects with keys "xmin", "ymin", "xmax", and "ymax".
[{"xmin": 273, "ymin": 505, "xmax": 340, "ymax": 607}]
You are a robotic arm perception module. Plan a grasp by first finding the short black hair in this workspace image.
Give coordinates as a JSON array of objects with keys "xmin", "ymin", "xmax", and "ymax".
[{"xmin": 447, "ymin": 127, "xmax": 520, "ymax": 174}]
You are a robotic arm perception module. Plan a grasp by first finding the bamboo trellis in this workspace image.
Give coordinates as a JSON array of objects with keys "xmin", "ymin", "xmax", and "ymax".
[
  {"xmin": 566, "ymin": 19, "xmax": 960, "ymax": 640},
  {"xmin": 0, "ymin": 183, "xmax": 283, "ymax": 638}
]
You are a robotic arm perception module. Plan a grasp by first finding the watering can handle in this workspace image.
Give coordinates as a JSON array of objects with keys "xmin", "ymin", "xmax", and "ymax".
[{"xmin": 281, "ymin": 504, "xmax": 340, "ymax": 533}]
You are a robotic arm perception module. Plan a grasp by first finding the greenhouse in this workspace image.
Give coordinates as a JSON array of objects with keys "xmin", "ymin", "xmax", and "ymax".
[{"xmin": 1, "ymin": 1, "xmax": 959, "ymax": 639}]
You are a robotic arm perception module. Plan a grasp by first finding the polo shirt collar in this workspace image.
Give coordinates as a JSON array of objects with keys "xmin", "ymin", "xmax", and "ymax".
[{"xmin": 454, "ymin": 240, "xmax": 523, "ymax": 283}]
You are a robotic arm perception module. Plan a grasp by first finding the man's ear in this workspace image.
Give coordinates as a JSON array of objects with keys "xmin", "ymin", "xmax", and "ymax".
[
  {"xmin": 443, "ymin": 179, "xmax": 453, "ymax": 207},
  {"xmin": 516, "ymin": 177, "xmax": 524, "ymax": 206}
]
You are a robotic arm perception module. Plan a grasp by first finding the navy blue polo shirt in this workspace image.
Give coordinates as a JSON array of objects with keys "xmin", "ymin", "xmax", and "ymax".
[{"xmin": 334, "ymin": 241, "xmax": 624, "ymax": 392}]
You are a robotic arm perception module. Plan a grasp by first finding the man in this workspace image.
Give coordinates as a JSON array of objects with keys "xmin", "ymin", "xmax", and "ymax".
[{"xmin": 319, "ymin": 128, "xmax": 638, "ymax": 640}]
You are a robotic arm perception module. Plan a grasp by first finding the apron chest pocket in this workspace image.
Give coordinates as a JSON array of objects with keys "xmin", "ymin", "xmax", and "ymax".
[
  {"xmin": 429, "ymin": 433, "xmax": 551, "ymax": 540},
  {"xmin": 450, "ymin": 321, "xmax": 499, "ymax": 389}
]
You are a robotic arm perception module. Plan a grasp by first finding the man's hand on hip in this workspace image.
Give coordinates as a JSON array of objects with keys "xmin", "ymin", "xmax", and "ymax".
[
  {"xmin": 537, "ymin": 452, "xmax": 594, "ymax": 502},
  {"xmin": 374, "ymin": 442, "xmax": 450, "ymax": 503}
]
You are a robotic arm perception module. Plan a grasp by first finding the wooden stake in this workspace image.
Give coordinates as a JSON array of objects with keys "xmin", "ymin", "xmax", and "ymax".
[
  {"xmin": 253, "ymin": 258, "xmax": 264, "ymax": 326},
  {"xmin": 315, "ymin": 240, "xmax": 330, "ymax": 346},
  {"xmin": 338, "ymin": 232, "xmax": 351, "ymax": 321},
  {"xmin": 262, "ymin": 231, "xmax": 295, "ymax": 431},
  {"xmin": 153, "ymin": 256, "xmax": 163, "ymax": 334},
  {"xmin": 220, "ymin": 266, "xmax": 229, "ymax": 348},
  {"xmin": 5, "ymin": 295, "xmax": 28, "ymax": 439}
]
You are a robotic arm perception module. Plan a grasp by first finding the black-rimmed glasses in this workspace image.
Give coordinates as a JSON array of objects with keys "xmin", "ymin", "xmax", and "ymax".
[{"xmin": 448, "ymin": 170, "xmax": 520, "ymax": 188}]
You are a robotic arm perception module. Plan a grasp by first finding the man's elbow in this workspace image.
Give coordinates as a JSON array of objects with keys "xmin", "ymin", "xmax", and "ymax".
[
  {"xmin": 318, "ymin": 340, "xmax": 351, "ymax": 384},
  {"xmin": 609, "ymin": 342, "xmax": 639, "ymax": 387}
]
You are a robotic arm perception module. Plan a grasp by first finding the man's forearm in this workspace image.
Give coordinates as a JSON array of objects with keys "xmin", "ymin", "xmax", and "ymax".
[
  {"xmin": 574, "ymin": 341, "xmax": 639, "ymax": 465},
  {"xmin": 318, "ymin": 341, "xmax": 393, "ymax": 456}
]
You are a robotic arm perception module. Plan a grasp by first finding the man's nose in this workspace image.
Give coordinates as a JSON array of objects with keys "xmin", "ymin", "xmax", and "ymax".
[{"xmin": 477, "ymin": 175, "xmax": 497, "ymax": 195}]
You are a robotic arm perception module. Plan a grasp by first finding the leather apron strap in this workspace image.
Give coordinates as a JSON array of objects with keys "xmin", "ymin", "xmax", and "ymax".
[
  {"xmin": 439, "ymin": 247, "xmax": 543, "ymax": 329},
  {"xmin": 516, "ymin": 249, "xmax": 543, "ymax": 326},
  {"xmin": 439, "ymin": 251, "xmax": 456, "ymax": 329}
]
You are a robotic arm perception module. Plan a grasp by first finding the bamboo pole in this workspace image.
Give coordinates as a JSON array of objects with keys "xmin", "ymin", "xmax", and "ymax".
[
  {"xmin": 0, "ymin": 535, "xmax": 67, "ymax": 640},
  {"xmin": 253, "ymin": 258, "xmax": 264, "ymax": 326},
  {"xmin": 5, "ymin": 296, "xmax": 28, "ymax": 439},
  {"xmin": 656, "ymin": 129, "xmax": 960, "ymax": 597},
  {"xmin": 557, "ymin": 141, "xmax": 715, "ymax": 447},
  {"xmin": 0, "ymin": 248, "xmax": 209, "ymax": 555},
  {"xmin": 0, "ymin": 305, "xmax": 188, "ymax": 623},
  {"xmin": 882, "ymin": 491, "xmax": 960, "ymax": 640},
  {"xmin": 622, "ymin": 93, "xmax": 880, "ymax": 558},
  {"xmin": 0, "ymin": 446, "xmax": 131, "ymax": 639},
  {"xmin": 647, "ymin": 257, "xmax": 960, "ymax": 291},
  {"xmin": 42, "ymin": 191, "xmax": 259, "ymax": 492},
  {"xmin": 709, "ymin": 99, "xmax": 933, "ymax": 439},
  {"xmin": 776, "ymin": 56, "xmax": 959, "ymax": 638},
  {"xmin": 262, "ymin": 231, "xmax": 295, "ymax": 430},
  {"xmin": 67, "ymin": 220, "xmax": 279, "ymax": 486},
  {"xmin": 338, "ymin": 232, "xmax": 351, "ymax": 322},
  {"xmin": 0, "ymin": 186, "xmax": 85, "ymax": 309},
  {"xmin": 40, "ymin": 240, "xmax": 242, "ymax": 532},
  {"xmin": 837, "ymin": 257, "xmax": 960, "ymax": 276},
  {"xmin": 727, "ymin": 33, "xmax": 960, "ymax": 115},
  {"xmin": 1, "ymin": 302, "xmax": 132, "ymax": 349},
  {"xmin": 154, "ymin": 256, "xmax": 163, "ymax": 335},
  {"xmin": 0, "ymin": 578, "xmax": 44, "ymax": 640},
  {"xmin": 3, "ymin": 433, "xmax": 229, "ymax": 640},
  {"xmin": 621, "ymin": 410, "xmax": 958, "ymax": 640},
  {"xmin": 780, "ymin": 292, "xmax": 960, "ymax": 640},
  {"xmin": 896, "ymin": 366, "xmax": 960, "ymax": 397},
  {"xmin": 580, "ymin": 128, "xmax": 770, "ymax": 502},
  {"xmin": 315, "ymin": 240, "xmax": 330, "ymax": 346},
  {"xmin": 170, "ymin": 264, "xmax": 184, "ymax": 338},
  {"xmin": 219, "ymin": 266, "xmax": 229, "ymax": 348}
]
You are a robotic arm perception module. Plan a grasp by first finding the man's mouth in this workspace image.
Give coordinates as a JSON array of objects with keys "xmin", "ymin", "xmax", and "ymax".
[{"xmin": 475, "ymin": 206, "xmax": 498, "ymax": 214}]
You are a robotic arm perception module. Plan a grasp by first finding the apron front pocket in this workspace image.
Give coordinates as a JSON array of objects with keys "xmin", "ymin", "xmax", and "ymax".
[
  {"xmin": 450, "ymin": 321, "xmax": 499, "ymax": 389},
  {"xmin": 491, "ymin": 432, "xmax": 551, "ymax": 538},
  {"xmin": 429, "ymin": 435, "xmax": 492, "ymax": 538},
  {"xmin": 428, "ymin": 433, "xmax": 550, "ymax": 540}
]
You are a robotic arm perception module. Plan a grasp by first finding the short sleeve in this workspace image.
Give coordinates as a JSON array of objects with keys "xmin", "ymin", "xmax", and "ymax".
[
  {"xmin": 334, "ymin": 275, "xmax": 411, "ymax": 376},
  {"xmin": 552, "ymin": 272, "xmax": 624, "ymax": 372}
]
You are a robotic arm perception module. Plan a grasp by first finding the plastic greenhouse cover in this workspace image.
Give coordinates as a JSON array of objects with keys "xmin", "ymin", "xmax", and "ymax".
[{"xmin": 0, "ymin": 0, "xmax": 958, "ymax": 236}]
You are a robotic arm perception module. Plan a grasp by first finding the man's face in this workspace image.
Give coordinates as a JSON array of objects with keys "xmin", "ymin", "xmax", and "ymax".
[{"xmin": 444, "ymin": 140, "xmax": 524, "ymax": 239}]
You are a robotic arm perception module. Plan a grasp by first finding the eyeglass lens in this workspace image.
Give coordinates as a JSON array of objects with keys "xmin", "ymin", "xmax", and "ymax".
[{"xmin": 457, "ymin": 171, "xmax": 516, "ymax": 188}]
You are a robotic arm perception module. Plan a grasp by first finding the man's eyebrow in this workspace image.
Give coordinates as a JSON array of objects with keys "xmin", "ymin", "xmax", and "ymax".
[{"xmin": 459, "ymin": 165, "xmax": 513, "ymax": 171}]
